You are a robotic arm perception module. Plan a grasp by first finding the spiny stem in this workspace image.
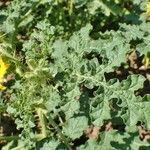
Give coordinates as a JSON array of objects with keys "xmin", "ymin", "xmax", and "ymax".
[
  {"xmin": 48, "ymin": 115, "xmax": 72, "ymax": 150},
  {"xmin": 36, "ymin": 108, "xmax": 47, "ymax": 138},
  {"xmin": 33, "ymin": 108, "xmax": 47, "ymax": 141}
]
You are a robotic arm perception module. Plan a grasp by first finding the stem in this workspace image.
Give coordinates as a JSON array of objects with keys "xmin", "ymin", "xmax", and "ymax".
[
  {"xmin": 0, "ymin": 33, "xmax": 7, "ymax": 39},
  {"xmin": 68, "ymin": 0, "xmax": 73, "ymax": 16},
  {"xmin": 36, "ymin": 108, "xmax": 47, "ymax": 139},
  {"xmin": 34, "ymin": 134, "xmax": 45, "ymax": 141},
  {"xmin": 0, "ymin": 45, "xmax": 18, "ymax": 61},
  {"xmin": 18, "ymin": 0, "xmax": 42, "ymax": 26},
  {"xmin": 0, "ymin": 106, "xmax": 7, "ymax": 113},
  {"xmin": 48, "ymin": 115, "xmax": 72, "ymax": 150},
  {"xmin": 10, "ymin": 145, "xmax": 26, "ymax": 150},
  {"xmin": 0, "ymin": 135, "xmax": 19, "ymax": 141}
]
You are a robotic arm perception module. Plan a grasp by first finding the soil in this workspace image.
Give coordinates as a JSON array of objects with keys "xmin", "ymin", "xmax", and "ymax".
[{"xmin": 0, "ymin": 113, "xmax": 19, "ymax": 146}]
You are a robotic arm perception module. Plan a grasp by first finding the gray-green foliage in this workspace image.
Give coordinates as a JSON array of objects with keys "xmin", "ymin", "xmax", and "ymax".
[
  {"xmin": 3, "ymin": 22, "xmax": 149, "ymax": 149},
  {"xmin": 0, "ymin": 0, "xmax": 150, "ymax": 149}
]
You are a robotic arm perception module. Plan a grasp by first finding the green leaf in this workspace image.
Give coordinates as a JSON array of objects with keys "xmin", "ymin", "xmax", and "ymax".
[
  {"xmin": 99, "ymin": 130, "xmax": 150, "ymax": 150},
  {"xmin": 87, "ymin": 0, "xmax": 122, "ymax": 16},
  {"xmin": 91, "ymin": 75, "xmax": 146, "ymax": 127},
  {"xmin": 61, "ymin": 100, "xmax": 80, "ymax": 120},
  {"xmin": 77, "ymin": 139, "xmax": 100, "ymax": 150},
  {"xmin": 37, "ymin": 139, "xmax": 60, "ymax": 150},
  {"xmin": 120, "ymin": 24, "xmax": 145, "ymax": 41},
  {"xmin": 78, "ymin": 130, "xmax": 150, "ymax": 150},
  {"xmin": 63, "ymin": 116, "xmax": 88, "ymax": 140}
]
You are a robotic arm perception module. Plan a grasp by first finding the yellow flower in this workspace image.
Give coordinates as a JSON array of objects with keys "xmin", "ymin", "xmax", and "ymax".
[
  {"xmin": 145, "ymin": 2, "xmax": 150, "ymax": 15},
  {"xmin": 0, "ymin": 57, "xmax": 9, "ymax": 90},
  {"xmin": 0, "ymin": 84, "xmax": 6, "ymax": 90},
  {"xmin": 142, "ymin": 53, "xmax": 150, "ymax": 67}
]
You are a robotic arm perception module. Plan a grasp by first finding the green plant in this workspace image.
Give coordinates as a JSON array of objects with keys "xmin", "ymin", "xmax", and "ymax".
[{"xmin": 0, "ymin": 0, "xmax": 150, "ymax": 149}]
